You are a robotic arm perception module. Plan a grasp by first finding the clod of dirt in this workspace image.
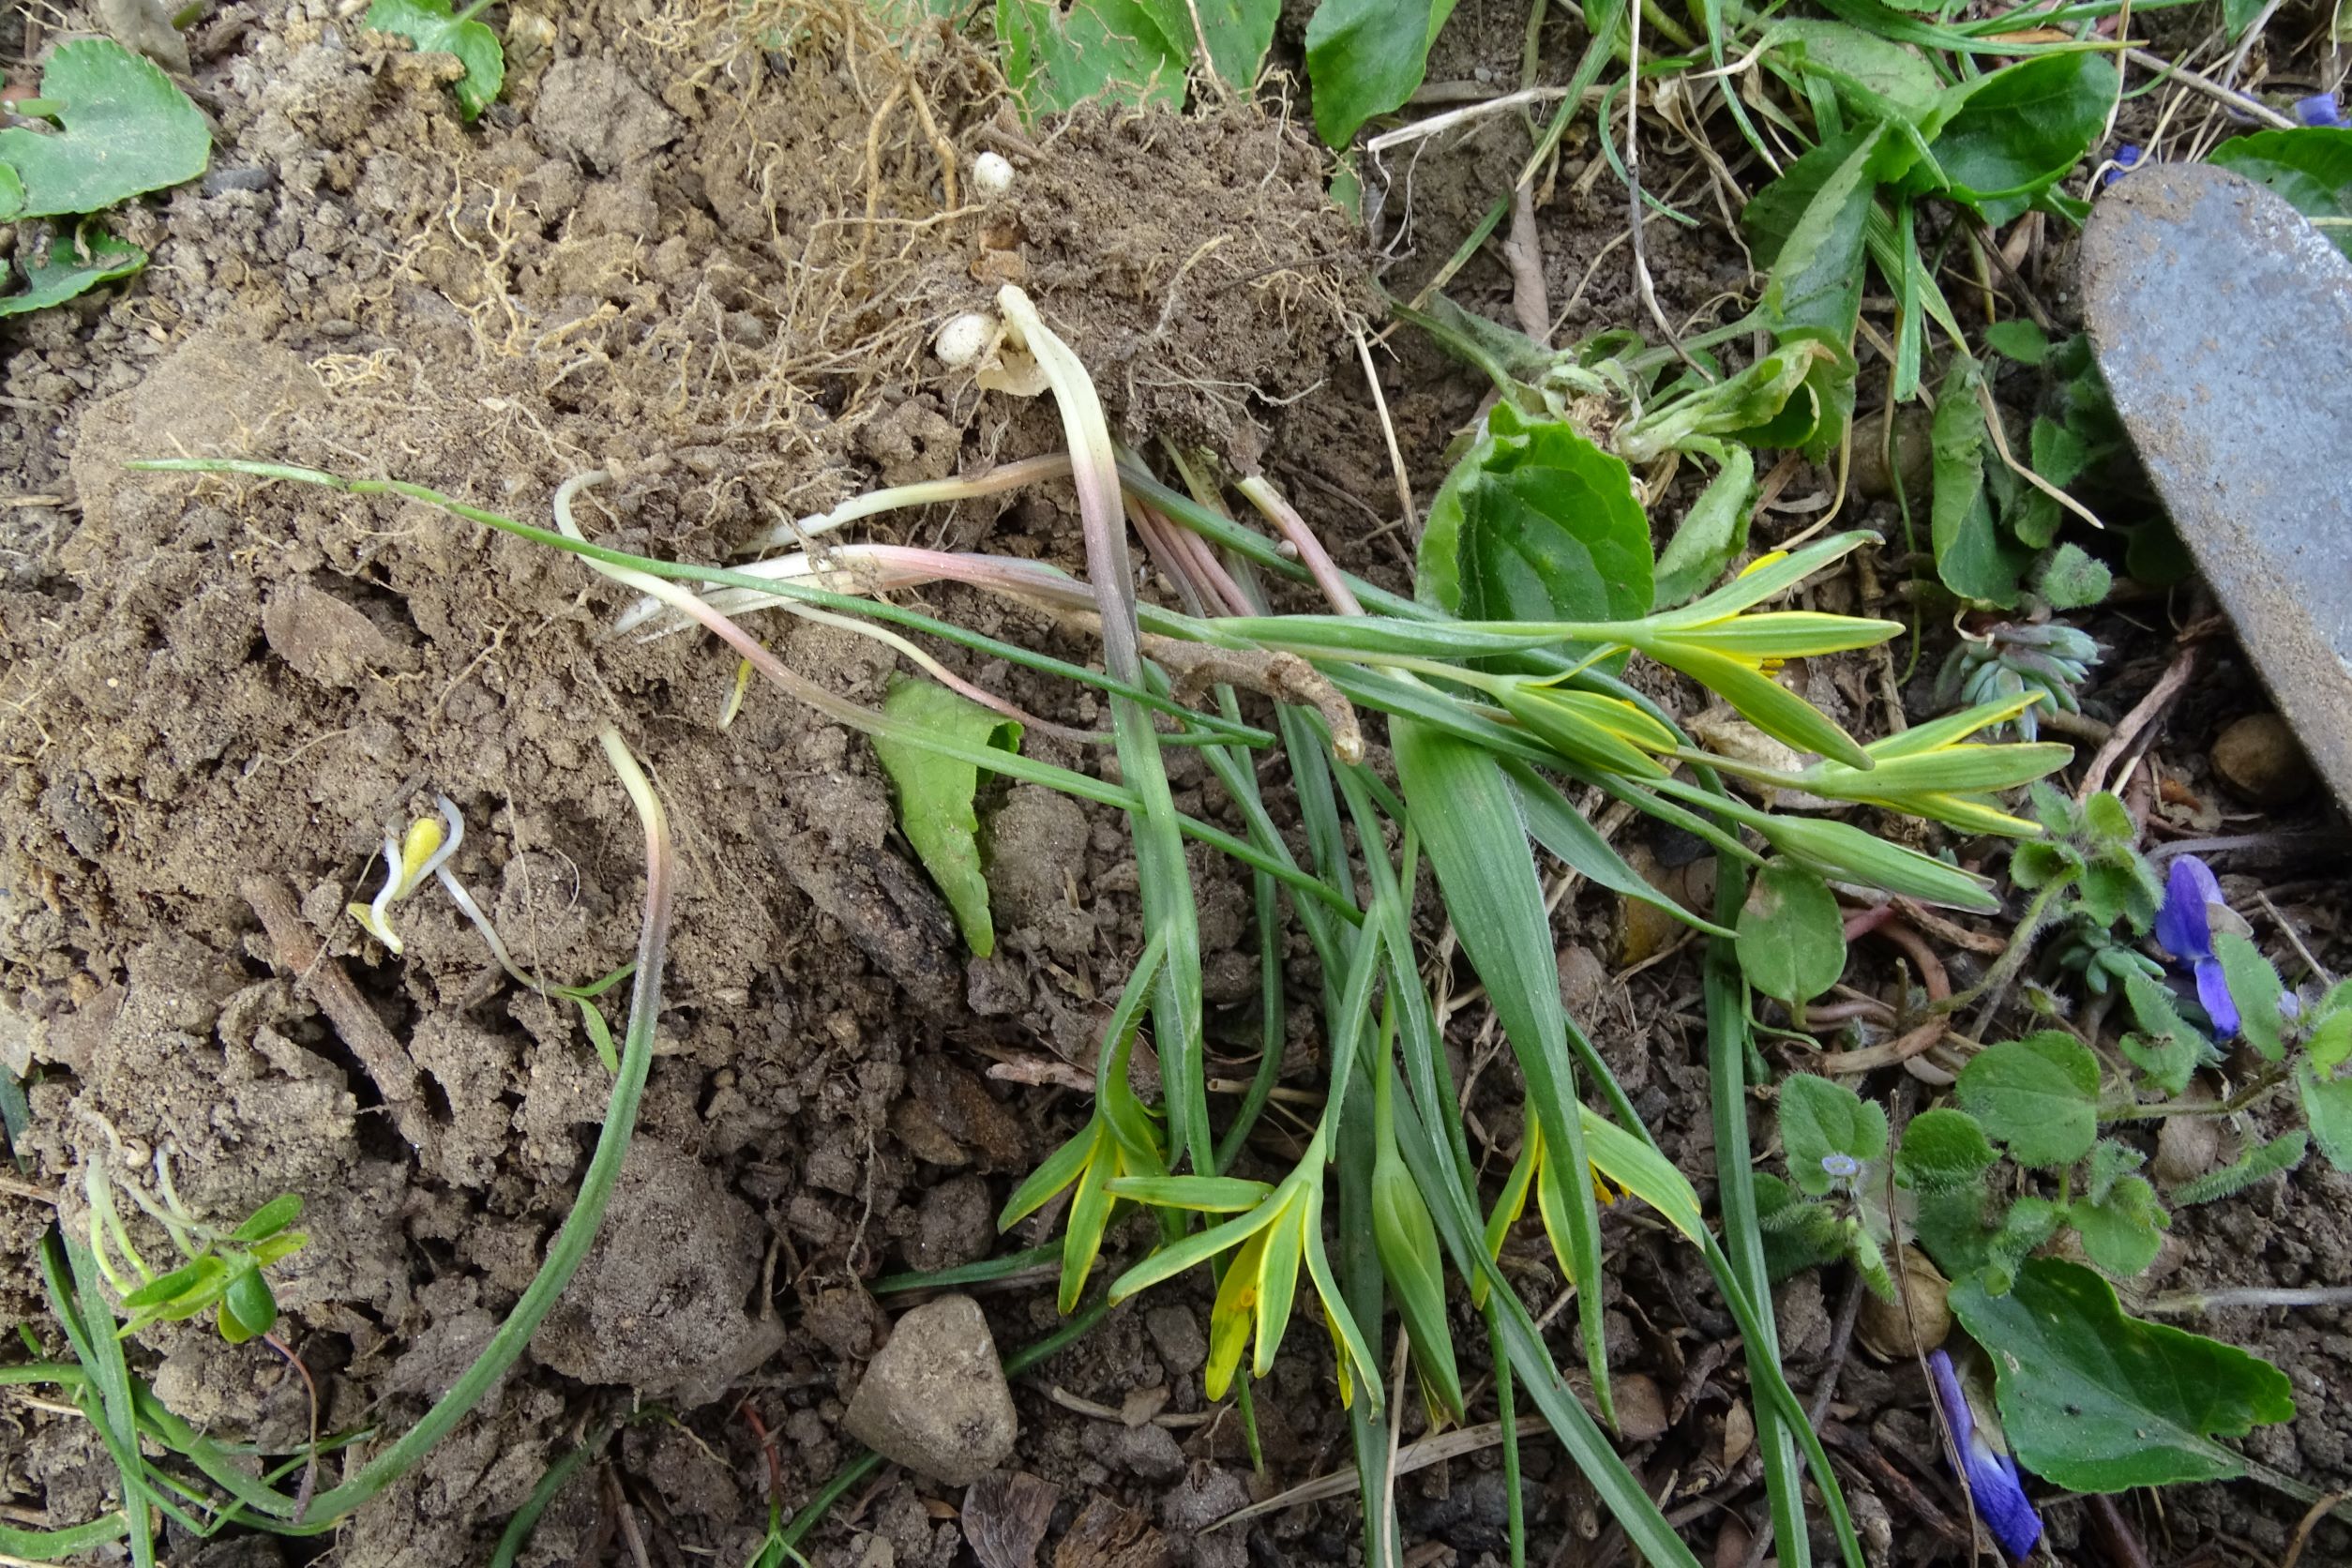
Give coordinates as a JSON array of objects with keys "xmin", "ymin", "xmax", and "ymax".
[
  {"xmin": 262, "ymin": 581, "xmax": 417, "ymax": 688},
  {"xmin": 842, "ymin": 1293, "xmax": 1018, "ymax": 1485},
  {"xmin": 533, "ymin": 56, "xmax": 682, "ymax": 173},
  {"xmin": 532, "ymin": 1139, "xmax": 784, "ymax": 1406},
  {"xmin": 1143, "ymin": 1304, "xmax": 1207, "ymax": 1379},
  {"xmin": 2211, "ymin": 713, "xmax": 2314, "ymax": 807},
  {"xmin": 1104, "ymin": 1421, "xmax": 1185, "ymax": 1482},
  {"xmin": 68, "ymin": 324, "xmax": 320, "ymax": 539},
  {"xmin": 912, "ymin": 1172, "xmax": 996, "ymax": 1271},
  {"xmin": 1160, "ymin": 1467, "xmax": 1250, "ymax": 1568},
  {"xmin": 806, "ymin": 1280, "xmax": 889, "ymax": 1363}
]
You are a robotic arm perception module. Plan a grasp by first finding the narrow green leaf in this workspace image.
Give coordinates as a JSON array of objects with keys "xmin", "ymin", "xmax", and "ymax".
[
  {"xmin": 120, "ymin": 1257, "xmax": 222, "ymax": 1312},
  {"xmin": 1949, "ymin": 1259, "xmax": 2294, "ymax": 1490},
  {"xmin": 1930, "ymin": 356, "xmax": 2028, "ymax": 608},
  {"xmin": 1108, "ymin": 1175, "xmax": 1272, "ymax": 1212},
  {"xmin": 1956, "ymin": 1031, "xmax": 2100, "ymax": 1168},
  {"xmin": 871, "ymin": 674, "xmax": 1022, "ymax": 957},
  {"xmin": 1747, "ymin": 125, "xmax": 1885, "ymax": 340},
  {"xmin": 366, "ymin": 0, "xmax": 506, "ymax": 119},
  {"xmin": 230, "ymin": 1193, "xmax": 306, "ymax": 1245},
  {"xmin": 2172, "ymin": 1130, "xmax": 2307, "ymax": 1205},
  {"xmin": 1506, "ymin": 760, "xmax": 1733, "ymax": 937},
  {"xmin": 1391, "ymin": 717, "xmax": 1613, "ymax": 1425},
  {"xmin": 0, "ymin": 39, "xmax": 210, "ymax": 218},
  {"xmin": 1652, "ymin": 446, "xmax": 1754, "ymax": 609}
]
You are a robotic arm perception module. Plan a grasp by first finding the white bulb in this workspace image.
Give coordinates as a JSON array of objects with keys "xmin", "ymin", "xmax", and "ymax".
[
  {"xmin": 934, "ymin": 311, "xmax": 995, "ymax": 368},
  {"xmin": 972, "ymin": 151, "xmax": 1015, "ymax": 198}
]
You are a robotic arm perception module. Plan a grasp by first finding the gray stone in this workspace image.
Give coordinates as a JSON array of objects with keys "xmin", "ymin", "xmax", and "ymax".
[
  {"xmin": 843, "ymin": 1295, "xmax": 1018, "ymax": 1485},
  {"xmin": 1144, "ymin": 1304, "xmax": 1207, "ymax": 1378}
]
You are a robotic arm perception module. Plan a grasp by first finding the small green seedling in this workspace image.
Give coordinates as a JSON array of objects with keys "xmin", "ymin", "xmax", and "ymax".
[
  {"xmin": 84, "ymin": 1163, "xmax": 308, "ymax": 1345},
  {"xmin": 367, "ymin": 0, "xmax": 505, "ymax": 120},
  {"xmin": 349, "ymin": 792, "xmax": 635, "ymax": 1071}
]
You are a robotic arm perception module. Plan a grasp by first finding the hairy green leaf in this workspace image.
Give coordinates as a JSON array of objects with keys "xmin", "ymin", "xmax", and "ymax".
[
  {"xmin": 1777, "ymin": 1073, "xmax": 1887, "ymax": 1196},
  {"xmin": 1304, "ymin": 0, "xmax": 1461, "ymax": 147},
  {"xmin": 0, "ymin": 39, "xmax": 209, "ymax": 219},
  {"xmin": 872, "ymin": 675, "xmax": 1022, "ymax": 957},
  {"xmin": 367, "ymin": 0, "xmax": 505, "ymax": 120},
  {"xmin": 1950, "ymin": 1259, "xmax": 2294, "ymax": 1490},
  {"xmin": 2215, "ymin": 933, "xmax": 2286, "ymax": 1061},
  {"xmin": 2299, "ymin": 1062, "xmax": 2352, "ymax": 1172},
  {"xmin": 2172, "ymin": 1130, "xmax": 2307, "ymax": 1206},
  {"xmin": 2034, "ymin": 542, "xmax": 2111, "ymax": 611},
  {"xmin": 2120, "ymin": 972, "xmax": 2215, "ymax": 1096},
  {"xmin": 1894, "ymin": 1107, "xmax": 1998, "ymax": 1189},
  {"xmin": 1736, "ymin": 863, "xmax": 1847, "ymax": 1005},
  {"xmin": 2068, "ymin": 1173, "xmax": 2166, "ymax": 1276},
  {"xmin": 1956, "ymin": 1031, "xmax": 2098, "ymax": 1168}
]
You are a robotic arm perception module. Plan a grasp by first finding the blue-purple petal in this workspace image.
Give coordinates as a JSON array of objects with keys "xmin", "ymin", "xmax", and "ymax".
[
  {"xmin": 2195, "ymin": 957, "xmax": 2241, "ymax": 1038},
  {"xmin": 2154, "ymin": 855, "xmax": 2220, "ymax": 963},
  {"xmin": 2296, "ymin": 93, "xmax": 2347, "ymax": 128},
  {"xmin": 1968, "ymin": 1448, "xmax": 2045, "ymax": 1560},
  {"xmin": 1928, "ymin": 1351, "xmax": 2044, "ymax": 1561}
]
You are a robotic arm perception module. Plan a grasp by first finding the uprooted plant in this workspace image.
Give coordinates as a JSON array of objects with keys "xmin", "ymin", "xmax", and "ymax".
[{"xmin": 128, "ymin": 279, "xmax": 2088, "ymax": 1565}]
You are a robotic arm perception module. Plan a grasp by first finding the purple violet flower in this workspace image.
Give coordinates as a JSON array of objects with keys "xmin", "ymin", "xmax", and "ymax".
[
  {"xmin": 2154, "ymin": 855, "xmax": 2240, "ymax": 1037},
  {"xmin": 1928, "ymin": 1350, "xmax": 2043, "ymax": 1561},
  {"xmin": 2295, "ymin": 93, "xmax": 2347, "ymax": 128},
  {"xmin": 2103, "ymin": 144, "xmax": 2144, "ymax": 188}
]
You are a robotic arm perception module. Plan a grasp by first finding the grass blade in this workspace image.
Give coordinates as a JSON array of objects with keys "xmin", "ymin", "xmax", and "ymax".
[{"xmin": 1391, "ymin": 718, "xmax": 1614, "ymax": 1429}]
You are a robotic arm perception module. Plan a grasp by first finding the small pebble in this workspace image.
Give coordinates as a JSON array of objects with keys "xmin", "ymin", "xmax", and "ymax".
[
  {"xmin": 842, "ymin": 1295, "xmax": 1018, "ymax": 1485},
  {"xmin": 935, "ymin": 311, "xmax": 994, "ymax": 368},
  {"xmin": 2211, "ymin": 712, "xmax": 2314, "ymax": 807},
  {"xmin": 202, "ymin": 166, "xmax": 276, "ymax": 195},
  {"xmin": 972, "ymin": 150, "xmax": 1016, "ymax": 197}
]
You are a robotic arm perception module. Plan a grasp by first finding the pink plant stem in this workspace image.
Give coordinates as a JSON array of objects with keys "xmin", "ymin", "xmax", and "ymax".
[
  {"xmin": 1239, "ymin": 476, "xmax": 1364, "ymax": 617},
  {"xmin": 1149, "ymin": 499, "xmax": 1256, "ymax": 618}
]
